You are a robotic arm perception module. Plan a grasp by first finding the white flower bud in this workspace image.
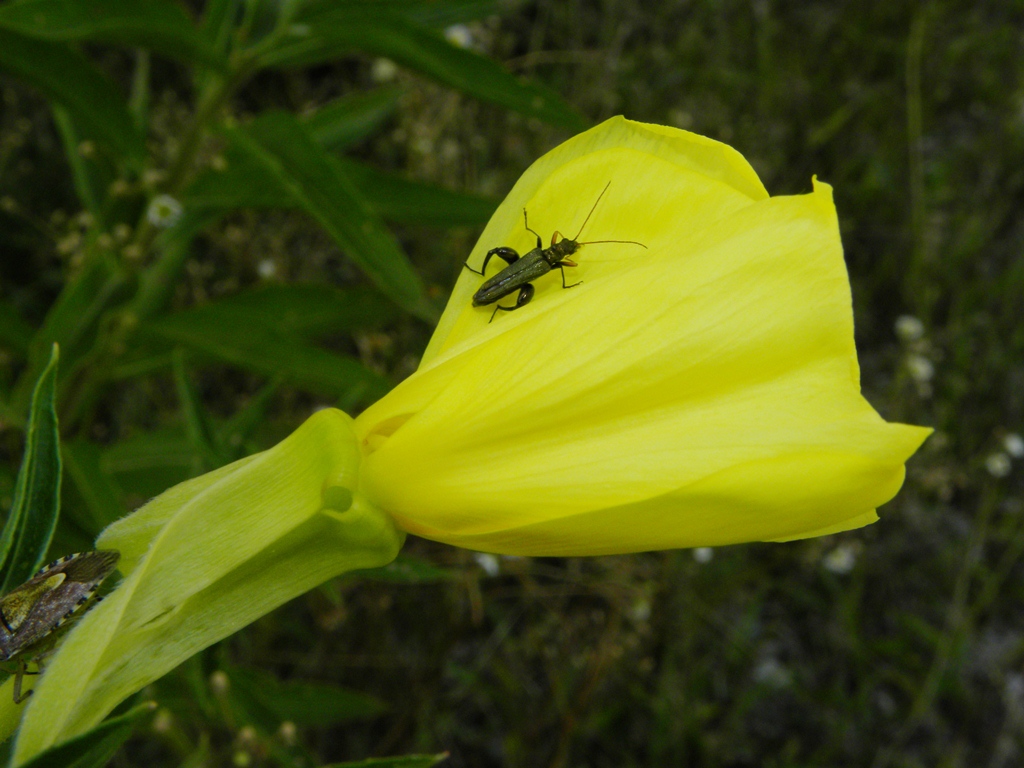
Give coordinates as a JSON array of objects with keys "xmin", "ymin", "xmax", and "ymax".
[{"xmin": 895, "ymin": 315, "xmax": 925, "ymax": 342}]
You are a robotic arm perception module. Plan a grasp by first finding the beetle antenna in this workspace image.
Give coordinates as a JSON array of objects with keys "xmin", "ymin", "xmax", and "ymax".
[
  {"xmin": 572, "ymin": 181, "xmax": 612, "ymax": 241},
  {"xmin": 577, "ymin": 239, "xmax": 648, "ymax": 248}
]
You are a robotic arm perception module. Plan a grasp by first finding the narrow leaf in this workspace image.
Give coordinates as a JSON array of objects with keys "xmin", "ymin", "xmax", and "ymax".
[
  {"xmin": 335, "ymin": 156, "xmax": 497, "ymax": 226},
  {"xmin": 201, "ymin": 0, "xmax": 240, "ymax": 54},
  {"xmin": 13, "ymin": 255, "xmax": 127, "ymax": 418},
  {"xmin": 215, "ymin": 377, "xmax": 281, "ymax": 455},
  {"xmin": 133, "ymin": 209, "xmax": 226, "ymax": 322},
  {"xmin": 187, "ymin": 284, "xmax": 397, "ymax": 337},
  {"xmin": 140, "ymin": 306, "xmax": 391, "ymax": 401},
  {"xmin": 186, "ymin": 142, "xmax": 495, "ymax": 226},
  {"xmin": 226, "ymin": 666, "xmax": 385, "ymax": 729},
  {"xmin": 182, "ymin": 144, "xmax": 292, "ymax": 208},
  {"xmin": 298, "ymin": 0, "xmax": 500, "ymax": 27},
  {"xmin": 0, "ymin": 344, "xmax": 60, "ymax": 592},
  {"xmin": 323, "ymin": 755, "xmax": 449, "ymax": 768},
  {"xmin": 52, "ymin": 105, "xmax": 116, "ymax": 226},
  {"xmin": 0, "ymin": 299, "xmax": 33, "ymax": 356},
  {"xmin": 172, "ymin": 348, "xmax": 222, "ymax": 472},
  {"xmin": 63, "ymin": 439, "xmax": 125, "ymax": 534},
  {"xmin": 303, "ymin": 87, "xmax": 403, "ymax": 152},
  {"xmin": 0, "ymin": 0, "xmax": 225, "ymax": 69},
  {"xmin": 403, "ymin": 0, "xmax": 502, "ymax": 27},
  {"xmin": 355, "ymin": 553, "xmax": 458, "ymax": 584},
  {"xmin": 260, "ymin": 11, "xmax": 586, "ymax": 131},
  {"xmin": 221, "ymin": 112, "xmax": 435, "ymax": 319},
  {"xmin": 101, "ymin": 428, "xmax": 196, "ymax": 499},
  {"xmin": 16, "ymin": 701, "xmax": 156, "ymax": 768},
  {"xmin": 0, "ymin": 30, "xmax": 144, "ymax": 162}
]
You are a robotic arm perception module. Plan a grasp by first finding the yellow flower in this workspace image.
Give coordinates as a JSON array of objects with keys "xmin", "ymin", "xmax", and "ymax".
[
  {"xmin": 355, "ymin": 116, "xmax": 931, "ymax": 555},
  {"xmin": 8, "ymin": 116, "xmax": 930, "ymax": 761}
]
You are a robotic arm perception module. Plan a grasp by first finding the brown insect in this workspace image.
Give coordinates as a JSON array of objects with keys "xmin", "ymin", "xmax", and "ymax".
[{"xmin": 0, "ymin": 550, "xmax": 120, "ymax": 703}]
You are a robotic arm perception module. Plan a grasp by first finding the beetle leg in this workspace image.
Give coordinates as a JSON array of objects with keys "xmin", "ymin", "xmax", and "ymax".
[
  {"xmin": 12, "ymin": 659, "xmax": 31, "ymax": 704},
  {"xmin": 488, "ymin": 283, "xmax": 535, "ymax": 323},
  {"xmin": 558, "ymin": 262, "xmax": 583, "ymax": 289},
  {"xmin": 471, "ymin": 247, "xmax": 520, "ymax": 277},
  {"xmin": 523, "ymin": 210, "xmax": 542, "ymax": 248},
  {"xmin": 551, "ymin": 230, "xmax": 563, "ymax": 246}
]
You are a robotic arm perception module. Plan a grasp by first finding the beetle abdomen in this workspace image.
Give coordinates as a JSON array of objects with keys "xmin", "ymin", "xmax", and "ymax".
[{"xmin": 472, "ymin": 251, "xmax": 551, "ymax": 306}]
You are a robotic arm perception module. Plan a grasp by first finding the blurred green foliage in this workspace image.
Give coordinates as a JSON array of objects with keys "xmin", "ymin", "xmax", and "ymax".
[{"xmin": 0, "ymin": 0, "xmax": 1021, "ymax": 766}]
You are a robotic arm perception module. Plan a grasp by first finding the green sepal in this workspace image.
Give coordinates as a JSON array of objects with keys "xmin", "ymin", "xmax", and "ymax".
[
  {"xmin": 10, "ymin": 701, "xmax": 155, "ymax": 768},
  {"xmin": 12, "ymin": 409, "xmax": 404, "ymax": 764}
]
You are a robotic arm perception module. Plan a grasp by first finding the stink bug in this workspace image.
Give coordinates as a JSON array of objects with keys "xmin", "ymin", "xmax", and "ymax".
[
  {"xmin": 0, "ymin": 549, "xmax": 119, "ymax": 703},
  {"xmin": 464, "ymin": 182, "xmax": 647, "ymax": 322}
]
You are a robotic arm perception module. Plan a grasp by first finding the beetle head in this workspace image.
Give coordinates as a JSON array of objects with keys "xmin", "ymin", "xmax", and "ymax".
[{"xmin": 545, "ymin": 237, "xmax": 580, "ymax": 263}]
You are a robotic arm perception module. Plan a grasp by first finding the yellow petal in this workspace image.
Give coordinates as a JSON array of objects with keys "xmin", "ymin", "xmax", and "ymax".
[
  {"xmin": 420, "ymin": 115, "xmax": 768, "ymax": 364},
  {"xmin": 356, "ymin": 119, "xmax": 930, "ymax": 555}
]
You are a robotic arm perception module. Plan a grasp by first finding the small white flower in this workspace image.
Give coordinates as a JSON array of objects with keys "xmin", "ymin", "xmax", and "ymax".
[
  {"xmin": 753, "ymin": 658, "xmax": 792, "ymax": 688},
  {"xmin": 256, "ymin": 259, "xmax": 277, "ymax": 279},
  {"xmin": 372, "ymin": 58, "xmax": 398, "ymax": 82},
  {"xmin": 668, "ymin": 109, "xmax": 694, "ymax": 129},
  {"xmin": 895, "ymin": 315, "xmax": 925, "ymax": 342},
  {"xmin": 629, "ymin": 599, "xmax": 651, "ymax": 623},
  {"xmin": 1003, "ymin": 433, "xmax": 1024, "ymax": 459},
  {"xmin": 905, "ymin": 354, "xmax": 934, "ymax": 383},
  {"xmin": 444, "ymin": 24, "xmax": 473, "ymax": 49},
  {"xmin": 146, "ymin": 194, "xmax": 183, "ymax": 228},
  {"xmin": 692, "ymin": 547, "xmax": 713, "ymax": 564},
  {"xmin": 986, "ymin": 452, "xmax": 1012, "ymax": 478},
  {"xmin": 822, "ymin": 543, "xmax": 858, "ymax": 575},
  {"xmin": 473, "ymin": 553, "xmax": 500, "ymax": 577},
  {"xmin": 875, "ymin": 690, "xmax": 897, "ymax": 717},
  {"xmin": 1004, "ymin": 673, "xmax": 1024, "ymax": 720}
]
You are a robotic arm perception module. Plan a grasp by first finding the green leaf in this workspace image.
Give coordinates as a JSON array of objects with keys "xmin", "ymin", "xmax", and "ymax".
[
  {"xmin": 226, "ymin": 666, "xmax": 385, "ymax": 729},
  {"xmin": 260, "ymin": 11, "xmax": 587, "ymax": 131},
  {"xmin": 139, "ymin": 303, "xmax": 391, "ymax": 402},
  {"xmin": 172, "ymin": 349, "xmax": 222, "ymax": 472},
  {"xmin": 303, "ymin": 87, "xmax": 403, "ymax": 152},
  {"xmin": 335, "ymin": 156, "xmax": 497, "ymax": 226},
  {"xmin": 101, "ymin": 428, "xmax": 196, "ymax": 499},
  {"xmin": 133, "ymin": 209, "xmax": 226, "ymax": 323},
  {"xmin": 189, "ymin": 284, "xmax": 397, "ymax": 338},
  {"xmin": 13, "ymin": 255, "xmax": 127, "ymax": 418},
  {"xmin": 0, "ymin": 0, "xmax": 225, "ymax": 69},
  {"xmin": 115, "ymin": 281, "xmax": 393, "ymax": 386},
  {"xmin": 402, "ymin": 0, "xmax": 503, "ymax": 27},
  {"xmin": 187, "ymin": 140, "xmax": 495, "ymax": 226},
  {"xmin": 299, "ymin": 0, "xmax": 502, "ymax": 29},
  {"xmin": 354, "ymin": 553, "xmax": 458, "ymax": 584},
  {"xmin": 63, "ymin": 439, "xmax": 125, "ymax": 534},
  {"xmin": 322, "ymin": 755, "xmax": 449, "ymax": 768},
  {"xmin": 16, "ymin": 701, "xmax": 156, "ymax": 768},
  {"xmin": 216, "ymin": 112, "xmax": 435, "ymax": 319},
  {"xmin": 0, "ymin": 30, "xmax": 144, "ymax": 163},
  {"xmin": 214, "ymin": 377, "xmax": 281, "ymax": 456},
  {"xmin": 200, "ymin": 0, "xmax": 240, "ymax": 54},
  {"xmin": 0, "ymin": 299, "xmax": 33, "ymax": 357},
  {"xmin": 52, "ymin": 105, "xmax": 117, "ymax": 227},
  {"xmin": 0, "ymin": 345, "xmax": 60, "ymax": 593},
  {"xmin": 183, "ymin": 144, "xmax": 292, "ymax": 208}
]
